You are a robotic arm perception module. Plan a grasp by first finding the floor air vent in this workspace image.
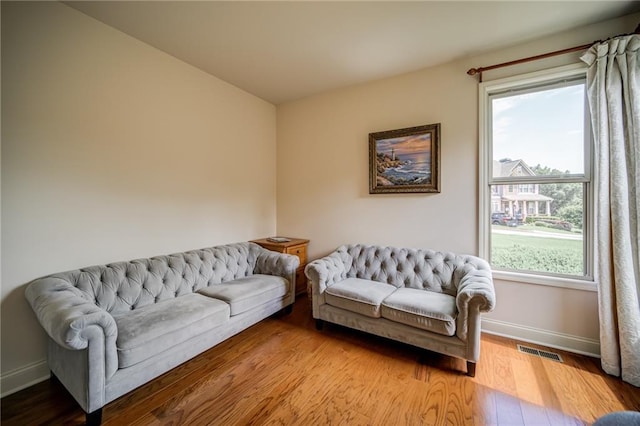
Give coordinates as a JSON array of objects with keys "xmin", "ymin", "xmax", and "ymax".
[{"xmin": 517, "ymin": 344, "xmax": 563, "ymax": 363}]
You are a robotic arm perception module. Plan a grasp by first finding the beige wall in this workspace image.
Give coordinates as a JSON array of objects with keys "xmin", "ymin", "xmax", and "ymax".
[
  {"xmin": 276, "ymin": 12, "xmax": 640, "ymax": 356},
  {"xmin": 1, "ymin": 2, "xmax": 276, "ymax": 394}
]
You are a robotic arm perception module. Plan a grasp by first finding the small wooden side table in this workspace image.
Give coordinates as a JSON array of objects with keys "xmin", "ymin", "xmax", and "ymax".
[{"xmin": 251, "ymin": 237, "xmax": 310, "ymax": 296}]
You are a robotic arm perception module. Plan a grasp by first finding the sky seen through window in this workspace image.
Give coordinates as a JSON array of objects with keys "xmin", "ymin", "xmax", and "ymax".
[{"xmin": 492, "ymin": 84, "xmax": 585, "ymax": 174}]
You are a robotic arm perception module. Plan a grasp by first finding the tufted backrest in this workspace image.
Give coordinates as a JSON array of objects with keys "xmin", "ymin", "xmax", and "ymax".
[
  {"xmin": 340, "ymin": 244, "xmax": 489, "ymax": 296},
  {"xmin": 47, "ymin": 242, "xmax": 263, "ymax": 315}
]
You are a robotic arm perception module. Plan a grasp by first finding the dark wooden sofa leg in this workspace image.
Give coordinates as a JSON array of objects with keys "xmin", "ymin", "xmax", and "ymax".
[
  {"xmin": 467, "ymin": 361, "xmax": 476, "ymax": 377},
  {"xmin": 315, "ymin": 319, "xmax": 324, "ymax": 330},
  {"xmin": 86, "ymin": 408, "xmax": 102, "ymax": 426}
]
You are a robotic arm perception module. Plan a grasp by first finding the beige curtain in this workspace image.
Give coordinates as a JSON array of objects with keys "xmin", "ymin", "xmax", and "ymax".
[{"xmin": 581, "ymin": 34, "xmax": 640, "ymax": 387}]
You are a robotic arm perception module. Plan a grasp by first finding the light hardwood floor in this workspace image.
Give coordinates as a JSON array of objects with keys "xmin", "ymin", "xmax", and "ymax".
[{"xmin": 2, "ymin": 297, "xmax": 639, "ymax": 425}]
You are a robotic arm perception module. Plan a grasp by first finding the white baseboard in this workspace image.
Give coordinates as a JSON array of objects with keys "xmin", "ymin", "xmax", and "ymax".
[
  {"xmin": 482, "ymin": 318, "xmax": 601, "ymax": 358},
  {"xmin": 1, "ymin": 359, "xmax": 50, "ymax": 398}
]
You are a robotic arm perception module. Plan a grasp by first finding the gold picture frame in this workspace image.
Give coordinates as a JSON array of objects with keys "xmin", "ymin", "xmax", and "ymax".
[{"xmin": 369, "ymin": 123, "xmax": 440, "ymax": 194}]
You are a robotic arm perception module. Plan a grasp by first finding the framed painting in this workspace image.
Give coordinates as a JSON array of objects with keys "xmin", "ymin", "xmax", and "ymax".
[{"xmin": 369, "ymin": 123, "xmax": 440, "ymax": 194}]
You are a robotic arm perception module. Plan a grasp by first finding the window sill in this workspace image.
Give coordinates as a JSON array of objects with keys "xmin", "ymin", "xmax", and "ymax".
[{"xmin": 492, "ymin": 270, "xmax": 597, "ymax": 292}]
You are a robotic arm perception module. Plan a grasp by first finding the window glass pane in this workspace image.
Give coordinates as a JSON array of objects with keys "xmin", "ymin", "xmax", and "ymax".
[
  {"xmin": 490, "ymin": 183, "xmax": 584, "ymax": 276},
  {"xmin": 491, "ymin": 83, "xmax": 585, "ymax": 178}
]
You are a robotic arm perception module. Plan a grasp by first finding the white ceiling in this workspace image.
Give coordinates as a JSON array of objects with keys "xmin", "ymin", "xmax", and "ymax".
[{"xmin": 66, "ymin": 1, "xmax": 640, "ymax": 104}]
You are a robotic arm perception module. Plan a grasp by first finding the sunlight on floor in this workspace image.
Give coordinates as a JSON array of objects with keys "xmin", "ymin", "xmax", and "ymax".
[{"xmin": 478, "ymin": 336, "xmax": 630, "ymax": 425}]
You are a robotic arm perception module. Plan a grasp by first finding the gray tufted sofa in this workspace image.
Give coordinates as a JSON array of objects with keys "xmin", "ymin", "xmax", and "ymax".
[
  {"xmin": 25, "ymin": 242, "xmax": 299, "ymax": 425},
  {"xmin": 304, "ymin": 244, "xmax": 495, "ymax": 376}
]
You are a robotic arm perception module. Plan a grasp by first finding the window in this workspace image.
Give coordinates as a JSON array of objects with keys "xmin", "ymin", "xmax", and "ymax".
[{"xmin": 479, "ymin": 65, "xmax": 593, "ymax": 286}]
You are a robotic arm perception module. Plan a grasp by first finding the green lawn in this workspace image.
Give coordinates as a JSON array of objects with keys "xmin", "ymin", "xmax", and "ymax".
[{"xmin": 491, "ymin": 229, "xmax": 584, "ymax": 276}]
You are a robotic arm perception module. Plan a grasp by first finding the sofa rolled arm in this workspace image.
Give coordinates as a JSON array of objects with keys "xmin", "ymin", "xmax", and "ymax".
[
  {"xmin": 25, "ymin": 277, "xmax": 118, "ymax": 352},
  {"xmin": 304, "ymin": 252, "xmax": 348, "ymax": 295},
  {"xmin": 255, "ymin": 249, "xmax": 300, "ymax": 280},
  {"xmin": 455, "ymin": 269, "xmax": 496, "ymax": 341}
]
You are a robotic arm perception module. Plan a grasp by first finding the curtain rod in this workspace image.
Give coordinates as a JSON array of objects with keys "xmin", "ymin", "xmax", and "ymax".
[{"xmin": 467, "ymin": 23, "xmax": 640, "ymax": 82}]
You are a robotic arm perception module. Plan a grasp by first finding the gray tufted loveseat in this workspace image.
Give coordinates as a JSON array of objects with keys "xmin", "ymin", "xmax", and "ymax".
[
  {"xmin": 304, "ymin": 244, "xmax": 495, "ymax": 376},
  {"xmin": 25, "ymin": 242, "xmax": 299, "ymax": 425}
]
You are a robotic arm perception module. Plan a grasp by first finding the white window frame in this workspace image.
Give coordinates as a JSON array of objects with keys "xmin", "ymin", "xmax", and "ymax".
[{"xmin": 478, "ymin": 64, "xmax": 596, "ymax": 291}]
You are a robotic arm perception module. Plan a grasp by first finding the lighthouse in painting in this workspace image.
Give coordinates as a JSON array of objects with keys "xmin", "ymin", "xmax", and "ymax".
[{"xmin": 391, "ymin": 148, "xmax": 395, "ymax": 161}]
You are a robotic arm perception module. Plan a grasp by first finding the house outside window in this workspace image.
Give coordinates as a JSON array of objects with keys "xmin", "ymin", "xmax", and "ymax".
[
  {"xmin": 491, "ymin": 160, "xmax": 553, "ymax": 220},
  {"xmin": 479, "ymin": 65, "xmax": 594, "ymax": 288}
]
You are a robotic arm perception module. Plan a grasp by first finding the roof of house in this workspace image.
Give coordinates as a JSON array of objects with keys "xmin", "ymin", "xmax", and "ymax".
[{"xmin": 493, "ymin": 160, "xmax": 536, "ymax": 178}]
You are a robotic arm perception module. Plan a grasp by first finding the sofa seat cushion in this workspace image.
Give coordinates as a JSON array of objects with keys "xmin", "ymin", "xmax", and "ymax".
[
  {"xmin": 324, "ymin": 278, "xmax": 397, "ymax": 318},
  {"xmin": 197, "ymin": 274, "xmax": 288, "ymax": 316},
  {"xmin": 381, "ymin": 288, "xmax": 457, "ymax": 336},
  {"xmin": 114, "ymin": 293, "xmax": 230, "ymax": 368}
]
